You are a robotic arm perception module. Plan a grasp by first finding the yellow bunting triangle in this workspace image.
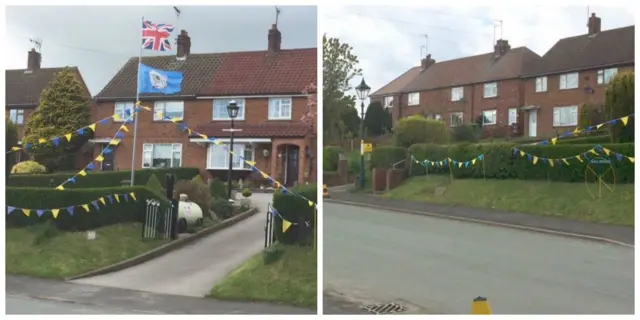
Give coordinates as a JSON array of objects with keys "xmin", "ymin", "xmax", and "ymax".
[
  {"xmin": 628, "ymin": 157, "xmax": 635, "ymax": 163},
  {"xmin": 282, "ymin": 220, "xmax": 292, "ymax": 233},
  {"xmin": 56, "ymin": 185, "xmax": 65, "ymax": 190},
  {"xmin": 576, "ymin": 155, "xmax": 583, "ymax": 163},
  {"xmin": 157, "ymin": 112, "xmax": 164, "ymax": 119},
  {"xmin": 112, "ymin": 113, "xmax": 121, "ymax": 121},
  {"xmin": 39, "ymin": 138, "xmax": 47, "ymax": 144},
  {"xmin": 114, "ymin": 194, "xmax": 120, "ymax": 203},
  {"xmin": 96, "ymin": 155, "xmax": 104, "ymax": 162},
  {"xmin": 99, "ymin": 197, "xmax": 106, "ymax": 205},
  {"xmin": 109, "ymin": 139, "xmax": 119, "ymax": 146},
  {"xmin": 51, "ymin": 209, "xmax": 60, "ymax": 219},
  {"xmin": 187, "ymin": 128, "xmax": 192, "ymax": 135},
  {"xmin": 246, "ymin": 161, "xmax": 256, "ymax": 166},
  {"xmin": 198, "ymin": 134, "xmax": 208, "ymax": 139},
  {"xmin": 65, "ymin": 133, "xmax": 72, "ymax": 141},
  {"xmin": 551, "ymin": 138, "xmax": 557, "ymax": 145},
  {"xmin": 602, "ymin": 148, "xmax": 611, "ymax": 156},
  {"xmin": 621, "ymin": 116, "xmax": 629, "ymax": 126},
  {"xmin": 22, "ymin": 209, "xmax": 30, "ymax": 217},
  {"xmin": 170, "ymin": 117, "xmax": 181, "ymax": 123},
  {"xmin": 562, "ymin": 158, "xmax": 570, "ymax": 165},
  {"xmin": 597, "ymin": 123, "xmax": 604, "ymax": 129},
  {"xmin": 548, "ymin": 159, "xmax": 554, "ymax": 167},
  {"xmin": 519, "ymin": 150, "xmax": 525, "ymax": 157},
  {"xmin": 458, "ymin": 162, "xmax": 463, "ymax": 168},
  {"xmin": 135, "ymin": 101, "xmax": 141, "ymax": 106},
  {"xmin": 121, "ymin": 125, "xmax": 129, "ymax": 132},
  {"xmin": 214, "ymin": 140, "xmax": 222, "ymax": 145},
  {"xmin": 260, "ymin": 171, "xmax": 269, "ymax": 179},
  {"xmin": 472, "ymin": 158, "xmax": 476, "ymax": 165},
  {"xmin": 573, "ymin": 128, "xmax": 581, "ymax": 134},
  {"xmin": 308, "ymin": 200, "xmax": 314, "ymax": 207},
  {"xmin": 588, "ymin": 149, "xmax": 599, "ymax": 155},
  {"xmin": 88, "ymin": 124, "xmax": 96, "ymax": 132},
  {"xmin": 130, "ymin": 192, "xmax": 137, "ymax": 201},
  {"xmin": 78, "ymin": 170, "xmax": 87, "ymax": 176},
  {"xmin": 81, "ymin": 204, "xmax": 90, "ymax": 212},
  {"xmin": 11, "ymin": 146, "xmax": 21, "ymax": 151},
  {"xmin": 532, "ymin": 156, "xmax": 539, "ymax": 164}
]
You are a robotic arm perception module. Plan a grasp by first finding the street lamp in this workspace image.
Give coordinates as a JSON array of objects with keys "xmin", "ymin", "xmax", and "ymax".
[
  {"xmin": 355, "ymin": 78, "xmax": 370, "ymax": 189},
  {"xmin": 226, "ymin": 100, "xmax": 239, "ymax": 201}
]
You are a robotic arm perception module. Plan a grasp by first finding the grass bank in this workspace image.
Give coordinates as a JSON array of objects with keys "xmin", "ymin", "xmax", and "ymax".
[
  {"xmin": 383, "ymin": 175, "xmax": 634, "ymax": 226},
  {"xmin": 209, "ymin": 245, "xmax": 317, "ymax": 309},
  {"xmin": 6, "ymin": 222, "xmax": 169, "ymax": 278}
]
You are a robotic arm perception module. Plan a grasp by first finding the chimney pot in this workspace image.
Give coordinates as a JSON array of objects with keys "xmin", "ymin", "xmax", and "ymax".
[
  {"xmin": 588, "ymin": 13, "xmax": 601, "ymax": 35},
  {"xmin": 176, "ymin": 29, "xmax": 191, "ymax": 60},
  {"xmin": 493, "ymin": 39, "xmax": 511, "ymax": 58},
  {"xmin": 27, "ymin": 48, "xmax": 41, "ymax": 71},
  {"xmin": 268, "ymin": 24, "xmax": 282, "ymax": 52}
]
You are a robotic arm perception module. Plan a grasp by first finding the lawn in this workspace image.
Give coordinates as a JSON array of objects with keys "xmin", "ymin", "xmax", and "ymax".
[
  {"xmin": 208, "ymin": 245, "xmax": 317, "ymax": 309},
  {"xmin": 6, "ymin": 222, "xmax": 169, "ymax": 279},
  {"xmin": 382, "ymin": 175, "xmax": 634, "ymax": 226}
]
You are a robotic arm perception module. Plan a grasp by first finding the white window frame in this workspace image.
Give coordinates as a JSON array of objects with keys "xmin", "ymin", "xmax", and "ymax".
[
  {"xmin": 408, "ymin": 92, "xmax": 420, "ymax": 106},
  {"xmin": 9, "ymin": 109, "xmax": 24, "ymax": 125},
  {"xmin": 153, "ymin": 101, "xmax": 184, "ymax": 121},
  {"xmin": 597, "ymin": 68, "xmax": 618, "ymax": 85},
  {"xmin": 384, "ymin": 96, "xmax": 394, "ymax": 108},
  {"xmin": 508, "ymin": 108, "xmax": 517, "ymax": 125},
  {"xmin": 206, "ymin": 143, "xmax": 255, "ymax": 170},
  {"xmin": 450, "ymin": 112, "xmax": 463, "ymax": 127},
  {"xmin": 553, "ymin": 105, "xmax": 579, "ymax": 127},
  {"xmin": 451, "ymin": 87, "xmax": 464, "ymax": 101},
  {"xmin": 212, "ymin": 98, "xmax": 246, "ymax": 121},
  {"xmin": 268, "ymin": 97, "xmax": 292, "ymax": 120},
  {"xmin": 435, "ymin": 114, "xmax": 442, "ymax": 121},
  {"xmin": 483, "ymin": 82, "xmax": 498, "ymax": 98},
  {"xmin": 535, "ymin": 76, "xmax": 547, "ymax": 92},
  {"xmin": 114, "ymin": 102, "xmax": 135, "ymax": 122},
  {"xmin": 141, "ymin": 143, "xmax": 182, "ymax": 169},
  {"xmin": 559, "ymin": 72, "xmax": 579, "ymax": 90},
  {"xmin": 482, "ymin": 109, "xmax": 497, "ymax": 126}
]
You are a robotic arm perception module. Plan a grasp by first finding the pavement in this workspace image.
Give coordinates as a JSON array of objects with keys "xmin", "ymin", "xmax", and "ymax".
[
  {"xmin": 6, "ymin": 275, "xmax": 313, "ymax": 314},
  {"xmin": 72, "ymin": 193, "xmax": 271, "ymax": 297},
  {"xmin": 323, "ymin": 200, "xmax": 634, "ymax": 314}
]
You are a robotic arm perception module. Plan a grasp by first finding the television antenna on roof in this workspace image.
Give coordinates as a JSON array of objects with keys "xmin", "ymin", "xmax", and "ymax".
[
  {"xmin": 29, "ymin": 38, "xmax": 42, "ymax": 52},
  {"xmin": 275, "ymin": 6, "xmax": 281, "ymax": 27}
]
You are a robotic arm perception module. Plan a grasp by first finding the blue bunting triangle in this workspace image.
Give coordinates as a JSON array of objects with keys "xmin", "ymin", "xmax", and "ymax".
[
  {"xmin": 87, "ymin": 163, "xmax": 95, "ymax": 170},
  {"xmin": 67, "ymin": 206, "xmax": 75, "ymax": 215},
  {"xmin": 91, "ymin": 201, "xmax": 100, "ymax": 210},
  {"xmin": 53, "ymin": 137, "xmax": 60, "ymax": 147},
  {"xmin": 36, "ymin": 209, "xmax": 45, "ymax": 217},
  {"xmin": 77, "ymin": 128, "xmax": 85, "ymax": 135},
  {"xmin": 7, "ymin": 206, "xmax": 16, "ymax": 214}
]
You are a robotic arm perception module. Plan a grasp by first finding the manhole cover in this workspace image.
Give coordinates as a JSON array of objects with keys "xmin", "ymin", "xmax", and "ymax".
[{"xmin": 362, "ymin": 302, "xmax": 408, "ymax": 314}]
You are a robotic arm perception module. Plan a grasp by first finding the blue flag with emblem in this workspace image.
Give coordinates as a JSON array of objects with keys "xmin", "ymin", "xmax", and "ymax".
[{"xmin": 137, "ymin": 63, "xmax": 183, "ymax": 94}]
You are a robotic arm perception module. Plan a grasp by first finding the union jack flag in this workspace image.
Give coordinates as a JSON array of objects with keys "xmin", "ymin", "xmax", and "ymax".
[{"xmin": 142, "ymin": 20, "xmax": 175, "ymax": 51}]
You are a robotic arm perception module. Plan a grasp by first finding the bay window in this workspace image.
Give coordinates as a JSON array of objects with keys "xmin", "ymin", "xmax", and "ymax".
[{"xmin": 207, "ymin": 143, "xmax": 254, "ymax": 170}]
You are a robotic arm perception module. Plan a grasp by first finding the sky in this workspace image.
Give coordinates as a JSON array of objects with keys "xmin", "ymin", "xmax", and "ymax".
[
  {"xmin": 321, "ymin": 5, "xmax": 635, "ymax": 107},
  {"xmin": 5, "ymin": 5, "xmax": 318, "ymax": 96}
]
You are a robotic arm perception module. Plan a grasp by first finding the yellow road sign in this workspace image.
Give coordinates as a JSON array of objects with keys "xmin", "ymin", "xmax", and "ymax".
[{"xmin": 362, "ymin": 143, "xmax": 373, "ymax": 153}]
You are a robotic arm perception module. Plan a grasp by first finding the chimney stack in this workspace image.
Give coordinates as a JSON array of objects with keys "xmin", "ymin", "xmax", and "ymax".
[
  {"xmin": 588, "ymin": 13, "xmax": 601, "ymax": 35},
  {"xmin": 421, "ymin": 54, "xmax": 435, "ymax": 70},
  {"xmin": 27, "ymin": 48, "xmax": 41, "ymax": 71},
  {"xmin": 268, "ymin": 24, "xmax": 282, "ymax": 52},
  {"xmin": 493, "ymin": 39, "xmax": 511, "ymax": 58},
  {"xmin": 176, "ymin": 30, "xmax": 191, "ymax": 60}
]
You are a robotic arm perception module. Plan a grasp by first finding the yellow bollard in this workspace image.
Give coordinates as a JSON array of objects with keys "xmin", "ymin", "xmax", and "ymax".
[
  {"xmin": 472, "ymin": 297, "xmax": 492, "ymax": 314},
  {"xmin": 323, "ymin": 184, "xmax": 329, "ymax": 198}
]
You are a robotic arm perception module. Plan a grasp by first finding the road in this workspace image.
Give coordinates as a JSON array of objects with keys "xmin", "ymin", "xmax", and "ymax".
[
  {"xmin": 72, "ymin": 193, "xmax": 272, "ymax": 297},
  {"xmin": 323, "ymin": 202, "xmax": 634, "ymax": 314},
  {"xmin": 7, "ymin": 296, "xmax": 142, "ymax": 314}
]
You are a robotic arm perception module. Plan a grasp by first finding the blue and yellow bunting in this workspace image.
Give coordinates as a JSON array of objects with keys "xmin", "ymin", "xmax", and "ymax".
[
  {"xmin": 7, "ymin": 192, "xmax": 136, "ymax": 219},
  {"xmin": 268, "ymin": 205, "xmax": 313, "ymax": 233},
  {"xmin": 412, "ymin": 154, "xmax": 485, "ymax": 169},
  {"xmin": 512, "ymin": 145, "xmax": 635, "ymax": 166}
]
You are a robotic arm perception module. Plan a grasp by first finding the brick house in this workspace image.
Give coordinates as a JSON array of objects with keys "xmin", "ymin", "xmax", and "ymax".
[
  {"xmin": 93, "ymin": 25, "xmax": 317, "ymax": 186},
  {"xmin": 521, "ymin": 14, "xmax": 634, "ymax": 138},
  {"xmin": 369, "ymin": 65, "xmax": 422, "ymax": 123},
  {"xmin": 5, "ymin": 48, "xmax": 94, "ymax": 167}
]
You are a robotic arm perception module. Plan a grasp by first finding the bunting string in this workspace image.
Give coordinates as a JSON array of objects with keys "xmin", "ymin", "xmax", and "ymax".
[
  {"xmin": 512, "ymin": 144, "xmax": 634, "ymax": 166},
  {"xmin": 411, "ymin": 154, "xmax": 485, "ymax": 169},
  {"xmin": 7, "ymin": 192, "xmax": 137, "ymax": 219},
  {"xmin": 268, "ymin": 205, "xmax": 313, "ymax": 233}
]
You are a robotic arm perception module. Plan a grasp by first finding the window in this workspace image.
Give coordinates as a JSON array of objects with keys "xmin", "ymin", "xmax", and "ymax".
[
  {"xmin": 553, "ymin": 106, "xmax": 578, "ymax": 127},
  {"xmin": 535, "ymin": 77, "xmax": 547, "ymax": 92},
  {"xmin": 153, "ymin": 101, "xmax": 184, "ymax": 121},
  {"xmin": 451, "ymin": 87, "xmax": 464, "ymax": 101},
  {"xmin": 207, "ymin": 143, "xmax": 254, "ymax": 170},
  {"xmin": 450, "ymin": 112, "xmax": 463, "ymax": 127},
  {"xmin": 268, "ymin": 97, "xmax": 292, "ymax": 120},
  {"xmin": 114, "ymin": 102, "xmax": 135, "ymax": 122},
  {"xmin": 9, "ymin": 109, "xmax": 24, "ymax": 124},
  {"xmin": 408, "ymin": 92, "xmax": 420, "ymax": 106},
  {"xmin": 559, "ymin": 72, "xmax": 579, "ymax": 90},
  {"xmin": 508, "ymin": 108, "xmax": 517, "ymax": 125},
  {"xmin": 482, "ymin": 109, "xmax": 497, "ymax": 126},
  {"xmin": 483, "ymin": 82, "xmax": 498, "ymax": 98},
  {"xmin": 142, "ymin": 143, "xmax": 182, "ymax": 168},
  {"xmin": 212, "ymin": 98, "xmax": 245, "ymax": 120},
  {"xmin": 435, "ymin": 114, "xmax": 442, "ymax": 121},
  {"xmin": 384, "ymin": 96, "xmax": 394, "ymax": 108},
  {"xmin": 597, "ymin": 68, "xmax": 618, "ymax": 85}
]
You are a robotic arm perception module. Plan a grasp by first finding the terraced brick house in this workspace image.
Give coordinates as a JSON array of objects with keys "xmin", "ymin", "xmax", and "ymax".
[{"xmin": 93, "ymin": 25, "xmax": 317, "ymax": 186}]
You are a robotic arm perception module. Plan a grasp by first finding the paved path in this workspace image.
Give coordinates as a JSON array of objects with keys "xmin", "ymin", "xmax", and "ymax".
[
  {"xmin": 72, "ymin": 193, "xmax": 272, "ymax": 297},
  {"xmin": 323, "ymin": 202, "xmax": 634, "ymax": 314}
]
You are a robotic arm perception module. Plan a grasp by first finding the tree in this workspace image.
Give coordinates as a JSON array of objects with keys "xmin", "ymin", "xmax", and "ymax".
[
  {"xmin": 364, "ymin": 102, "xmax": 392, "ymax": 137},
  {"xmin": 323, "ymin": 35, "xmax": 361, "ymax": 142},
  {"xmin": 341, "ymin": 106, "xmax": 361, "ymax": 138},
  {"xmin": 394, "ymin": 115, "xmax": 449, "ymax": 148},
  {"xmin": 604, "ymin": 71, "xmax": 634, "ymax": 143},
  {"xmin": 24, "ymin": 68, "xmax": 92, "ymax": 172},
  {"xmin": 6, "ymin": 119, "xmax": 19, "ymax": 176}
]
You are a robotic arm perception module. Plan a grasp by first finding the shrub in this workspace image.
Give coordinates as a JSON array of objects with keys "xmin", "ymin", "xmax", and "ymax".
[
  {"xmin": 323, "ymin": 146, "xmax": 344, "ymax": 171},
  {"xmin": 370, "ymin": 146, "xmax": 407, "ymax": 169},
  {"xmin": 394, "ymin": 115, "xmax": 449, "ymax": 147},
  {"xmin": 6, "ymin": 167, "xmax": 199, "ymax": 188},
  {"xmin": 192, "ymin": 175, "xmax": 205, "ymax": 185},
  {"xmin": 145, "ymin": 174, "xmax": 165, "ymax": 196},
  {"xmin": 604, "ymin": 71, "xmax": 634, "ymax": 143},
  {"xmin": 578, "ymin": 103, "xmax": 606, "ymax": 129},
  {"xmin": 209, "ymin": 177, "xmax": 228, "ymax": 199},
  {"xmin": 211, "ymin": 197, "xmax": 233, "ymax": 219},
  {"xmin": 6, "ymin": 186, "xmax": 167, "ymax": 231},
  {"xmin": 242, "ymin": 188, "xmax": 252, "ymax": 198},
  {"xmin": 272, "ymin": 184, "xmax": 317, "ymax": 245},
  {"xmin": 348, "ymin": 151, "xmax": 361, "ymax": 174},
  {"xmin": 451, "ymin": 124, "xmax": 480, "ymax": 143},
  {"xmin": 6, "ymin": 120, "xmax": 19, "ymax": 177},
  {"xmin": 11, "ymin": 161, "xmax": 47, "ymax": 174},
  {"xmin": 175, "ymin": 180, "xmax": 211, "ymax": 214}
]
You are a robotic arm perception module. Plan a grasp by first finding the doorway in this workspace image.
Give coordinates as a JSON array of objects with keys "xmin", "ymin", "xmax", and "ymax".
[
  {"xmin": 283, "ymin": 145, "xmax": 300, "ymax": 186},
  {"xmin": 101, "ymin": 144, "xmax": 115, "ymax": 171},
  {"xmin": 528, "ymin": 109, "xmax": 537, "ymax": 137}
]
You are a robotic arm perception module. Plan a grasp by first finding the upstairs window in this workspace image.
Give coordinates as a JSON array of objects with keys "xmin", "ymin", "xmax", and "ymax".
[
  {"xmin": 483, "ymin": 82, "xmax": 498, "ymax": 98},
  {"xmin": 384, "ymin": 96, "xmax": 394, "ymax": 108},
  {"xmin": 535, "ymin": 77, "xmax": 547, "ymax": 92},
  {"xmin": 153, "ymin": 101, "xmax": 184, "ymax": 121},
  {"xmin": 213, "ymin": 98, "xmax": 245, "ymax": 120},
  {"xmin": 408, "ymin": 92, "xmax": 420, "ymax": 106},
  {"xmin": 114, "ymin": 102, "xmax": 135, "ymax": 122},
  {"xmin": 597, "ymin": 68, "xmax": 618, "ymax": 85},
  {"xmin": 268, "ymin": 97, "xmax": 292, "ymax": 120},
  {"xmin": 559, "ymin": 72, "xmax": 579, "ymax": 90},
  {"xmin": 451, "ymin": 87, "xmax": 464, "ymax": 101},
  {"xmin": 9, "ymin": 109, "xmax": 24, "ymax": 125}
]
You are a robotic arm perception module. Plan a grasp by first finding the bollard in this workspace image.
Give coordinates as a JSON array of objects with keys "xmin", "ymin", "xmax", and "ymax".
[{"xmin": 471, "ymin": 297, "xmax": 492, "ymax": 314}]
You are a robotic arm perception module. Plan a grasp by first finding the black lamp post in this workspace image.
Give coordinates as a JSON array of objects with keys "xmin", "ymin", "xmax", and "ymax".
[
  {"xmin": 355, "ymin": 78, "xmax": 370, "ymax": 189},
  {"xmin": 226, "ymin": 100, "xmax": 239, "ymax": 201}
]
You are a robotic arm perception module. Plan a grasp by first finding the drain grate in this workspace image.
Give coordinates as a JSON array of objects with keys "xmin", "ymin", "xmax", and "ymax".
[{"xmin": 362, "ymin": 302, "xmax": 408, "ymax": 314}]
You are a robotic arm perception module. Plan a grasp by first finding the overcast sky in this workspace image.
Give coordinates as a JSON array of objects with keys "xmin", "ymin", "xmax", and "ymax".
[
  {"xmin": 6, "ymin": 5, "xmax": 317, "ymax": 96},
  {"xmin": 321, "ymin": 5, "xmax": 634, "ymax": 107}
]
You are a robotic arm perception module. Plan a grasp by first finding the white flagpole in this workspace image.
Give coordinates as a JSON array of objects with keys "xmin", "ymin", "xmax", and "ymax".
[{"xmin": 130, "ymin": 16, "xmax": 144, "ymax": 186}]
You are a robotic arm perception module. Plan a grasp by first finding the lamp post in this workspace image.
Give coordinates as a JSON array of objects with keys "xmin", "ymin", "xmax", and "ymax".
[
  {"xmin": 355, "ymin": 78, "xmax": 370, "ymax": 189},
  {"xmin": 226, "ymin": 101, "xmax": 239, "ymax": 201}
]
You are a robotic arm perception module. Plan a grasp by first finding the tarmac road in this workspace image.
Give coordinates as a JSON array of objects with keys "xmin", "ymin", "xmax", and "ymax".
[{"xmin": 323, "ymin": 202, "xmax": 634, "ymax": 314}]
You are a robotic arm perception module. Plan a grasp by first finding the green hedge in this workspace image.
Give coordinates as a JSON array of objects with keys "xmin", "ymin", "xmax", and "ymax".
[
  {"xmin": 408, "ymin": 142, "xmax": 634, "ymax": 183},
  {"xmin": 370, "ymin": 146, "xmax": 407, "ymax": 169},
  {"xmin": 7, "ymin": 167, "xmax": 200, "ymax": 188},
  {"xmin": 6, "ymin": 186, "xmax": 169, "ymax": 231},
  {"xmin": 272, "ymin": 184, "xmax": 317, "ymax": 245},
  {"xmin": 323, "ymin": 146, "xmax": 344, "ymax": 171}
]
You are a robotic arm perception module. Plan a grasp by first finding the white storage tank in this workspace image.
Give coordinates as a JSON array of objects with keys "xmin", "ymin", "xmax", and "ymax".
[{"xmin": 177, "ymin": 194, "xmax": 203, "ymax": 233}]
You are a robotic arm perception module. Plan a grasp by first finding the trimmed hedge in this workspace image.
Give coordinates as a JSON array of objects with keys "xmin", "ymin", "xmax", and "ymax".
[
  {"xmin": 272, "ymin": 184, "xmax": 317, "ymax": 245},
  {"xmin": 7, "ymin": 167, "xmax": 199, "ymax": 188},
  {"xmin": 408, "ymin": 142, "xmax": 634, "ymax": 183},
  {"xmin": 370, "ymin": 146, "xmax": 407, "ymax": 169},
  {"xmin": 6, "ymin": 186, "xmax": 169, "ymax": 231},
  {"xmin": 323, "ymin": 146, "xmax": 344, "ymax": 171}
]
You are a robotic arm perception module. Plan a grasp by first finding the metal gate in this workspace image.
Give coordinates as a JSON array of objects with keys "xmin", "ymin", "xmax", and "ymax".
[
  {"xmin": 264, "ymin": 203, "xmax": 277, "ymax": 248},
  {"xmin": 143, "ymin": 199, "xmax": 172, "ymax": 239}
]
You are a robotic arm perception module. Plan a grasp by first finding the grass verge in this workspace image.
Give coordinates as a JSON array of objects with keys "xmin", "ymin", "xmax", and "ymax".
[
  {"xmin": 6, "ymin": 222, "xmax": 169, "ymax": 278},
  {"xmin": 382, "ymin": 175, "xmax": 634, "ymax": 226},
  {"xmin": 208, "ymin": 245, "xmax": 317, "ymax": 309}
]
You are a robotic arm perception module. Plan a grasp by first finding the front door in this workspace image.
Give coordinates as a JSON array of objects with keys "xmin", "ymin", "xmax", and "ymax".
[
  {"xmin": 528, "ymin": 109, "xmax": 537, "ymax": 137},
  {"xmin": 284, "ymin": 146, "xmax": 299, "ymax": 186},
  {"xmin": 101, "ymin": 144, "xmax": 115, "ymax": 171}
]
